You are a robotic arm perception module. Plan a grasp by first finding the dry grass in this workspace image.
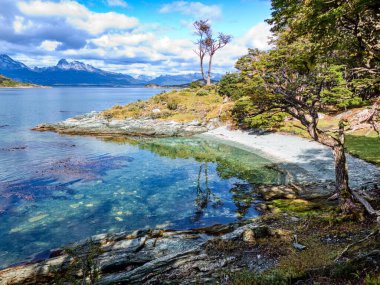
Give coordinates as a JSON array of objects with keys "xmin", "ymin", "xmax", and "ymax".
[{"xmin": 102, "ymin": 87, "xmax": 232, "ymax": 123}]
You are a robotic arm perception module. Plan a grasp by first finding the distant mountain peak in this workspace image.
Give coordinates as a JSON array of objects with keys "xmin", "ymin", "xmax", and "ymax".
[
  {"xmin": 56, "ymin": 59, "xmax": 98, "ymax": 72},
  {"xmin": 0, "ymin": 54, "xmax": 223, "ymax": 86},
  {"xmin": 0, "ymin": 54, "xmax": 29, "ymax": 70},
  {"xmin": 57, "ymin": 59, "xmax": 69, "ymax": 66}
]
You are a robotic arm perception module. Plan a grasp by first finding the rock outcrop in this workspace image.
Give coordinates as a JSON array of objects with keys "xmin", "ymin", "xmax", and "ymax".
[
  {"xmin": 0, "ymin": 223, "xmax": 275, "ymax": 285},
  {"xmin": 32, "ymin": 112, "xmax": 220, "ymax": 137}
]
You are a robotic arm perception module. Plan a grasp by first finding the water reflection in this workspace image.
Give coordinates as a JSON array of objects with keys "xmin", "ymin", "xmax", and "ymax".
[
  {"xmin": 192, "ymin": 163, "xmax": 223, "ymax": 222},
  {"xmin": 0, "ymin": 136, "xmax": 289, "ymax": 268}
]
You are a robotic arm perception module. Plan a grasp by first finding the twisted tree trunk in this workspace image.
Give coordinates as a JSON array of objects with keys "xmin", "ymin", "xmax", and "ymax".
[
  {"xmin": 305, "ymin": 118, "xmax": 356, "ymax": 212},
  {"xmin": 332, "ymin": 143, "xmax": 356, "ymax": 212}
]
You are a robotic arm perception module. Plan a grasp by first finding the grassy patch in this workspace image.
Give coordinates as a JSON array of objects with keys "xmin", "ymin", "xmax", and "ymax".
[
  {"xmin": 268, "ymin": 199, "xmax": 322, "ymax": 216},
  {"xmin": 102, "ymin": 87, "xmax": 232, "ymax": 123},
  {"xmin": 0, "ymin": 75, "xmax": 35, "ymax": 87},
  {"xmin": 345, "ymin": 134, "xmax": 380, "ymax": 165},
  {"xmin": 278, "ymin": 115, "xmax": 380, "ymax": 165}
]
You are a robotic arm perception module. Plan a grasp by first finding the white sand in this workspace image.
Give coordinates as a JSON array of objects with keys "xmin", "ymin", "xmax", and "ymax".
[{"xmin": 201, "ymin": 126, "xmax": 380, "ymax": 187}]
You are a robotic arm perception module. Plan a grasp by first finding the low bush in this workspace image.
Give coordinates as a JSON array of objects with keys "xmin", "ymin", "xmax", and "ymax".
[{"xmin": 196, "ymin": 89, "xmax": 209, "ymax": 96}]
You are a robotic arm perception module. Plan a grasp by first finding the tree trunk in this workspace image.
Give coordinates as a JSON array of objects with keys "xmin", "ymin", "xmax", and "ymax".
[
  {"xmin": 332, "ymin": 140, "xmax": 357, "ymax": 213},
  {"xmin": 207, "ymin": 55, "xmax": 213, "ymax": 86},
  {"xmin": 303, "ymin": 118, "xmax": 357, "ymax": 213},
  {"xmin": 200, "ymin": 54, "xmax": 205, "ymax": 82},
  {"xmin": 333, "ymin": 143, "xmax": 349, "ymax": 193}
]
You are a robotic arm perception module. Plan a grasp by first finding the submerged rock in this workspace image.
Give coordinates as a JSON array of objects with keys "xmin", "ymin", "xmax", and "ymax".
[
  {"xmin": 258, "ymin": 185, "xmax": 298, "ymax": 200},
  {"xmin": 32, "ymin": 112, "xmax": 218, "ymax": 137},
  {"xmin": 28, "ymin": 214, "xmax": 48, "ymax": 223}
]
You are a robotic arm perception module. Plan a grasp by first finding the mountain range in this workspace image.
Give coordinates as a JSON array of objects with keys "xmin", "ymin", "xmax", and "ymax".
[{"xmin": 0, "ymin": 55, "xmax": 222, "ymax": 86}]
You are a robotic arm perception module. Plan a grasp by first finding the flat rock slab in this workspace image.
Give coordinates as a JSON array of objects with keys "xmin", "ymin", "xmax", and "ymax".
[
  {"xmin": 0, "ymin": 224, "xmax": 276, "ymax": 285},
  {"xmin": 33, "ymin": 112, "xmax": 219, "ymax": 137}
]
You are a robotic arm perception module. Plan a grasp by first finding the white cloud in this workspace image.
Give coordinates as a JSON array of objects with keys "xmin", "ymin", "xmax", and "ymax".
[
  {"xmin": 13, "ymin": 16, "xmax": 34, "ymax": 33},
  {"xmin": 39, "ymin": 40, "xmax": 61, "ymax": 51},
  {"xmin": 159, "ymin": 1, "xmax": 222, "ymax": 20},
  {"xmin": 2, "ymin": 0, "xmax": 273, "ymax": 77},
  {"xmin": 241, "ymin": 22, "xmax": 273, "ymax": 50},
  {"xmin": 18, "ymin": 0, "xmax": 138, "ymax": 35},
  {"xmin": 107, "ymin": 0, "xmax": 128, "ymax": 8}
]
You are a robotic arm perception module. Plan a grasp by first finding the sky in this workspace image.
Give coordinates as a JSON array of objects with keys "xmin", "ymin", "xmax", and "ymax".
[{"xmin": 0, "ymin": 0, "xmax": 273, "ymax": 76}]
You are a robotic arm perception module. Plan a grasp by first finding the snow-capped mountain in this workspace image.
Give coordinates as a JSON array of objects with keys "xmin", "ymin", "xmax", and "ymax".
[
  {"xmin": 0, "ymin": 54, "xmax": 30, "ymax": 70},
  {"xmin": 54, "ymin": 59, "xmax": 100, "ymax": 73},
  {"xmin": 0, "ymin": 55, "xmax": 223, "ymax": 86}
]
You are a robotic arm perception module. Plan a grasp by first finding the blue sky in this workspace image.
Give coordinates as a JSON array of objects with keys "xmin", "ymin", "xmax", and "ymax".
[{"xmin": 0, "ymin": 0, "xmax": 272, "ymax": 76}]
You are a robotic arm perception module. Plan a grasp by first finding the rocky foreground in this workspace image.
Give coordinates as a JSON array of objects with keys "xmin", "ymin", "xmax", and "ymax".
[
  {"xmin": 0, "ymin": 221, "xmax": 276, "ymax": 285},
  {"xmin": 1, "ymin": 184, "xmax": 379, "ymax": 284},
  {"xmin": 32, "ymin": 112, "xmax": 220, "ymax": 137}
]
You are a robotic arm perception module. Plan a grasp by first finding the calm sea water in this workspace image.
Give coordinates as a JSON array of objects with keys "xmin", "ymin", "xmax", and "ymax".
[{"xmin": 0, "ymin": 87, "xmax": 285, "ymax": 268}]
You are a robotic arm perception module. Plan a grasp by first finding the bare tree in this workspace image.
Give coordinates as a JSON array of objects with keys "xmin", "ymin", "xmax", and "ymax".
[
  {"xmin": 194, "ymin": 20, "xmax": 231, "ymax": 85},
  {"xmin": 193, "ymin": 20, "xmax": 210, "ymax": 83},
  {"xmin": 204, "ymin": 33, "xmax": 231, "ymax": 85}
]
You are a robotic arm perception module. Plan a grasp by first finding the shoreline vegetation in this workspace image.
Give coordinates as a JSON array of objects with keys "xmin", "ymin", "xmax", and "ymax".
[
  {"xmin": 33, "ymin": 86, "xmax": 380, "ymax": 165},
  {"xmin": 0, "ymin": 75, "xmax": 45, "ymax": 88}
]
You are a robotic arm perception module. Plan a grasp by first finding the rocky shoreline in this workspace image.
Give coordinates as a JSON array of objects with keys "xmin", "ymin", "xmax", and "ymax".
[
  {"xmin": 32, "ymin": 112, "xmax": 220, "ymax": 137},
  {"xmin": 0, "ymin": 221, "xmax": 275, "ymax": 285},
  {"xmin": 1, "ymin": 183, "xmax": 379, "ymax": 284}
]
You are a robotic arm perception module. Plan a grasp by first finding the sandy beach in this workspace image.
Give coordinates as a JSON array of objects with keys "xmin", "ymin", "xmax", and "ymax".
[{"xmin": 202, "ymin": 126, "xmax": 380, "ymax": 188}]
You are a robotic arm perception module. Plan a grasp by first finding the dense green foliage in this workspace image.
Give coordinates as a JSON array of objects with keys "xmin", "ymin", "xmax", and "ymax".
[
  {"xmin": 219, "ymin": 0, "xmax": 379, "ymax": 131},
  {"xmin": 268, "ymin": 0, "xmax": 380, "ymax": 100}
]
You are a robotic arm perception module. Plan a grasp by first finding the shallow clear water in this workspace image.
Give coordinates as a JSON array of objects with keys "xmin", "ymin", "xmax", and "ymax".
[{"xmin": 0, "ymin": 88, "xmax": 286, "ymax": 268}]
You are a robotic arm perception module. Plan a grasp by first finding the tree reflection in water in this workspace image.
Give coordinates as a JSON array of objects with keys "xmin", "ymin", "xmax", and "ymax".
[
  {"xmin": 229, "ymin": 183, "xmax": 257, "ymax": 220},
  {"xmin": 192, "ymin": 162, "xmax": 223, "ymax": 222},
  {"xmin": 101, "ymin": 136, "xmax": 287, "ymax": 221}
]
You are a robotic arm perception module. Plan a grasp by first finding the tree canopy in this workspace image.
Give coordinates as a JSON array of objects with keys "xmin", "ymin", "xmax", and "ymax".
[{"xmin": 218, "ymin": 0, "xmax": 379, "ymax": 213}]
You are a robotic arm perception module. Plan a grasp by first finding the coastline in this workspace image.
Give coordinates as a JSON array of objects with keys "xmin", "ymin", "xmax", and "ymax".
[
  {"xmin": 0, "ymin": 85, "xmax": 49, "ymax": 89},
  {"xmin": 32, "ymin": 110, "xmax": 380, "ymax": 189},
  {"xmin": 201, "ymin": 126, "xmax": 380, "ymax": 188},
  {"xmin": 3, "ymin": 120, "xmax": 379, "ymax": 284}
]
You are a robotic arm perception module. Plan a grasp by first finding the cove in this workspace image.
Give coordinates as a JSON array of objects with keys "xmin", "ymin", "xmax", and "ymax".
[{"xmin": 0, "ymin": 88, "xmax": 287, "ymax": 269}]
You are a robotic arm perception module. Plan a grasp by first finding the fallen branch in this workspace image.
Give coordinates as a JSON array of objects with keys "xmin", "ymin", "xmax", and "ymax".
[
  {"xmin": 335, "ymin": 229, "xmax": 379, "ymax": 262},
  {"xmin": 351, "ymin": 190, "xmax": 380, "ymax": 227}
]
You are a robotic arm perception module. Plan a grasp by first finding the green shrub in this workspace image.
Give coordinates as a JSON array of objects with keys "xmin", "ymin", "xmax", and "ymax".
[
  {"xmin": 218, "ymin": 72, "xmax": 245, "ymax": 100},
  {"xmin": 150, "ymin": 110, "xmax": 171, "ymax": 119},
  {"xmin": 203, "ymin": 84, "xmax": 217, "ymax": 92},
  {"xmin": 232, "ymin": 96, "xmax": 286, "ymax": 129},
  {"xmin": 365, "ymin": 273, "xmax": 380, "ymax": 285},
  {"xmin": 196, "ymin": 89, "xmax": 209, "ymax": 96},
  {"xmin": 167, "ymin": 99, "xmax": 179, "ymax": 110},
  {"xmin": 152, "ymin": 93, "xmax": 169, "ymax": 104},
  {"xmin": 190, "ymin": 80, "xmax": 204, "ymax": 89}
]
